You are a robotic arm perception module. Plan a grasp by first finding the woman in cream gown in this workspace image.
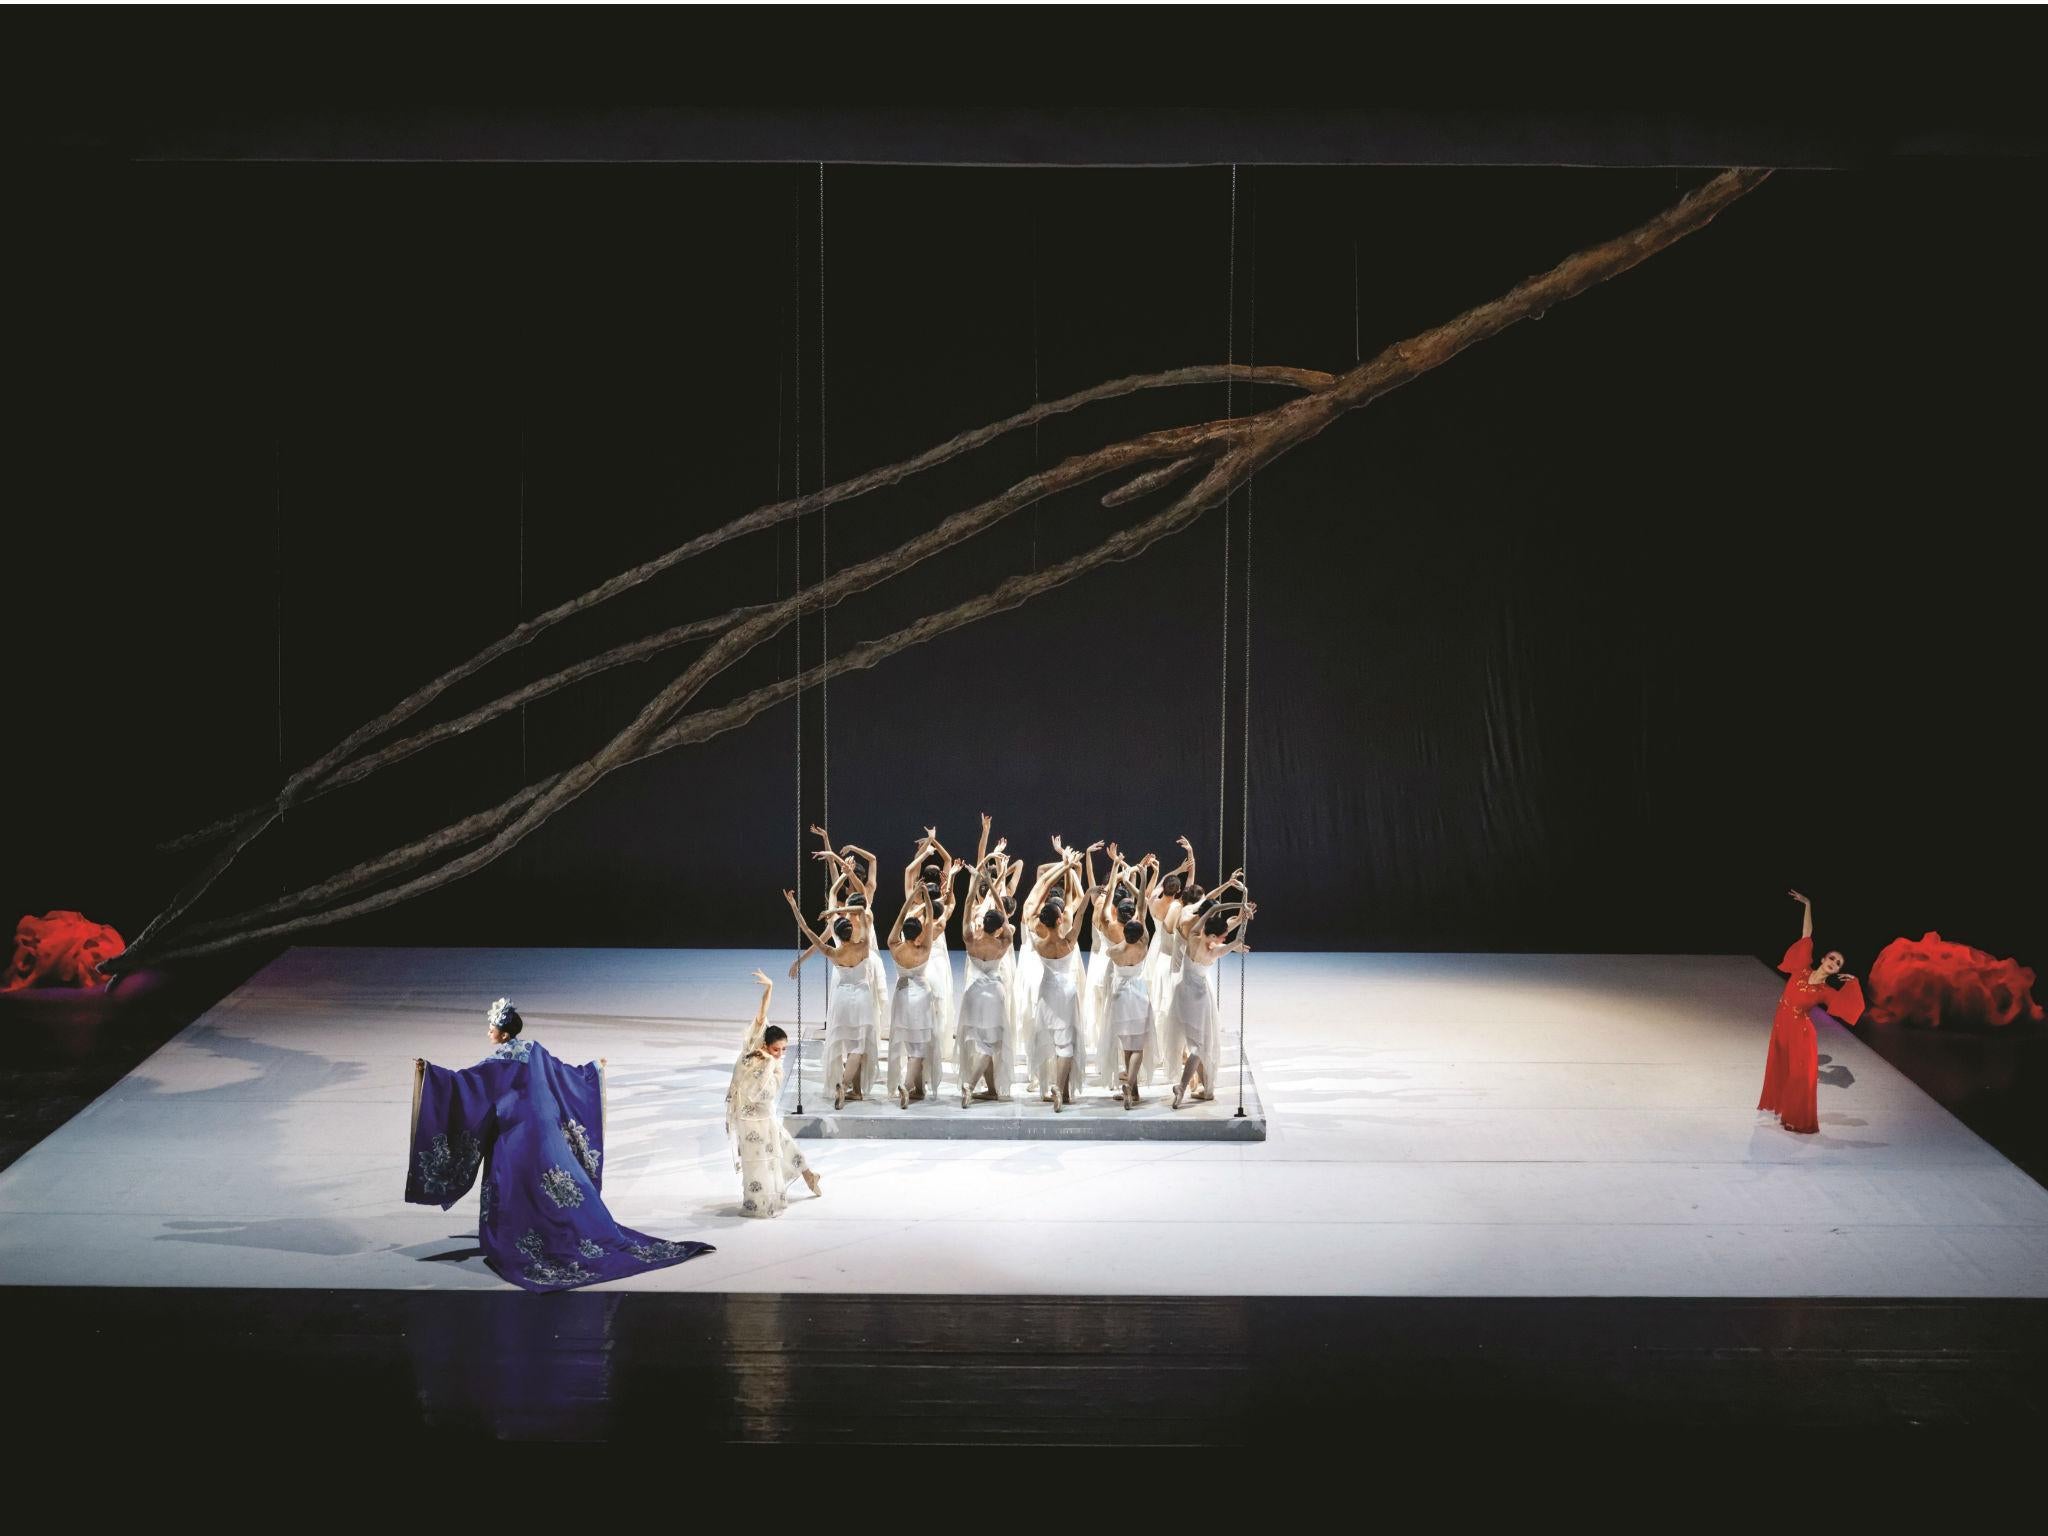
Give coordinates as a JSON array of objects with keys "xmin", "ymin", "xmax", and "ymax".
[{"xmin": 726, "ymin": 969, "xmax": 823, "ymax": 1217}]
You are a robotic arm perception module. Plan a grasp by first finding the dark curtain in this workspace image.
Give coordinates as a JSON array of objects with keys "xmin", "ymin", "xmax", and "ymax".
[{"xmin": 8, "ymin": 159, "xmax": 2043, "ymax": 970}]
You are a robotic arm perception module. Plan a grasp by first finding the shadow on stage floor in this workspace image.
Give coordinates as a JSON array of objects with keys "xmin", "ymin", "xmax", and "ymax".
[{"xmin": 4, "ymin": 1288, "xmax": 2043, "ymax": 1443}]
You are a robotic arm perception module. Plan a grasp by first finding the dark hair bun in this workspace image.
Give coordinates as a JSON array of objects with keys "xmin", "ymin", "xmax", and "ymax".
[{"xmin": 762, "ymin": 1024, "xmax": 788, "ymax": 1047}]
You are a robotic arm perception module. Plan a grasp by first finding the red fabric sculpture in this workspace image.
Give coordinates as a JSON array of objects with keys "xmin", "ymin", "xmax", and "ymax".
[
  {"xmin": 1866, "ymin": 932, "xmax": 2043, "ymax": 1031},
  {"xmin": 4, "ymin": 910, "xmax": 126, "ymax": 991}
]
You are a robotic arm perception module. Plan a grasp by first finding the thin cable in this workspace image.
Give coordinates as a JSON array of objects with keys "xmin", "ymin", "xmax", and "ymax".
[
  {"xmin": 1238, "ymin": 172, "xmax": 1257, "ymax": 1119},
  {"xmin": 792, "ymin": 177, "xmax": 805, "ymax": 1104},
  {"xmin": 1352, "ymin": 233, "xmax": 1362, "ymax": 365},
  {"xmin": 1218, "ymin": 164, "xmax": 1235, "ymax": 878},
  {"xmin": 1030, "ymin": 201, "xmax": 1041, "ymax": 574},
  {"xmin": 516, "ymin": 427, "xmax": 528, "ymax": 784},
  {"xmin": 817, "ymin": 161, "xmax": 829, "ymax": 836},
  {"xmin": 273, "ymin": 436, "xmax": 285, "ymax": 779}
]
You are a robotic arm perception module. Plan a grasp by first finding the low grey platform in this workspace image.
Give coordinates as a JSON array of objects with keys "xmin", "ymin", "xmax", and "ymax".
[{"xmin": 778, "ymin": 1040, "xmax": 1266, "ymax": 1141}]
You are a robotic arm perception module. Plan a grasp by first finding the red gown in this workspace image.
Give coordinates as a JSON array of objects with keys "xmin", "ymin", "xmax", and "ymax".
[{"xmin": 1758, "ymin": 936, "xmax": 1867, "ymax": 1133}]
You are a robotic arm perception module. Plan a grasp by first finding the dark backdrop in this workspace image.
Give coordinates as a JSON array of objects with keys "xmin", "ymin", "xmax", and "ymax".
[{"xmin": 9, "ymin": 155, "xmax": 2044, "ymax": 969}]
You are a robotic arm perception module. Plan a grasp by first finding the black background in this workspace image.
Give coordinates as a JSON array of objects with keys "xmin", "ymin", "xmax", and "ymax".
[{"xmin": 6, "ymin": 11, "xmax": 2043, "ymax": 974}]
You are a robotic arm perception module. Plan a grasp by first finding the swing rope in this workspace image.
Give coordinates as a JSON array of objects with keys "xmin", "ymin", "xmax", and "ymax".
[
  {"xmin": 1218, "ymin": 164, "xmax": 1235, "ymax": 879},
  {"xmin": 791, "ymin": 173, "xmax": 806, "ymax": 1112},
  {"xmin": 817, "ymin": 161, "xmax": 830, "ymax": 836},
  {"xmin": 1238, "ymin": 168, "xmax": 1256, "ymax": 1120}
]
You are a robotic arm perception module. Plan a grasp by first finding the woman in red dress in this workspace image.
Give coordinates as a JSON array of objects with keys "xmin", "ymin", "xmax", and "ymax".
[{"xmin": 1758, "ymin": 889, "xmax": 1867, "ymax": 1133}]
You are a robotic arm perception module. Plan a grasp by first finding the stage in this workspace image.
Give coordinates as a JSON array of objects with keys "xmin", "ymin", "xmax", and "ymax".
[{"xmin": 1, "ymin": 947, "xmax": 2044, "ymax": 1298}]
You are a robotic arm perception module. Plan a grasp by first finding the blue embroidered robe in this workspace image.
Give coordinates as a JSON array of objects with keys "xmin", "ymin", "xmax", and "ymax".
[{"xmin": 407, "ymin": 1038, "xmax": 713, "ymax": 1292}]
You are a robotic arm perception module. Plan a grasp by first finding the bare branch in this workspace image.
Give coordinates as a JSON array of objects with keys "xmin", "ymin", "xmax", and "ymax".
[{"xmin": 117, "ymin": 169, "xmax": 1768, "ymax": 970}]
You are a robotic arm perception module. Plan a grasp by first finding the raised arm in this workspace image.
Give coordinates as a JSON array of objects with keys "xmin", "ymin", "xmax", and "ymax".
[
  {"xmin": 904, "ymin": 838, "xmax": 933, "ymax": 899},
  {"xmin": 974, "ymin": 813, "xmax": 993, "ymax": 872},
  {"xmin": 1169, "ymin": 835, "xmax": 1197, "ymax": 886},
  {"xmin": 749, "ymin": 969, "xmax": 774, "ymax": 1033},
  {"xmin": 1790, "ymin": 888, "xmax": 1813, "ymax": 940},
  {"xmin": 933, "ymin": 859, "xmax": 963, "ymax": 928}
]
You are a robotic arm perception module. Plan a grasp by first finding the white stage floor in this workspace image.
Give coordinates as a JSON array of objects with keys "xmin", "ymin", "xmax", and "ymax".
[{"xmin": 2, "ymin": 947, "xmax": 2044, "ymax": 1297}]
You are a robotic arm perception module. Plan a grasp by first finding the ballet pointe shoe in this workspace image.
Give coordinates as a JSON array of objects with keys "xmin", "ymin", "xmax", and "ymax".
[
  {"xmin": 833, "ymin": 1082, "xmax": 846, "ymax": 1112},
  {"xmin": 898, "ymin": 1082, "xmax": 910, "ymax": 1110},
  {"xmin": 802, "ymin": 1169, "xmax": 822, "ymax": 1198}
]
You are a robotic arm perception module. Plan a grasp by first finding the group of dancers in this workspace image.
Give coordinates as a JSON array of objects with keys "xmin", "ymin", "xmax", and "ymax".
[
  {"xmin": 406, "ymin": 868, "xmax": 1858, "ymax": 1290},
  {"xmin": 777, "ymin": 817, "xmax": 1256, "ymax": 1115}
]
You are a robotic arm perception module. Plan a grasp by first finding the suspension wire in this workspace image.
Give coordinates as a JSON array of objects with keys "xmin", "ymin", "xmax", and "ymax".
[
  {"xmin": 273, "ymin": 436, "xmax": 285, "ymax": 779},
  {"xmin": 792, "ymin": 174, "xmax": 805, "ymax": 1107},
  {"xmin": 273, "ymin": 435, "xmax": 286, "ymax": 895},
  {"xmin": 1238, "ymin": 169, "xmax": 1257, "ymax": 1119},
  {"xmin": 1352, "ymin": 234, "xmax": 1362, "ymax": 365},
  {"xmin": 817, "ymin": 161, "xmax": 829, "ymax": 836},
  {"xmin": 516, "ymin": 427, "xmax": 528, "ymax": 784},
  {"xmin": 1218, "ymin": 164, "xmax": 1235, "ymax": 879},
  {"xmin": 1030, "ymin": 194, "xmax": 1041, "ymax": 573}
]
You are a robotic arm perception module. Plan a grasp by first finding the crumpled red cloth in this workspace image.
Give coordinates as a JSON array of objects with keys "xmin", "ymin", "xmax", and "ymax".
[
  {"xmin": 4, "ymin": 910, "xmax": 126, "ymax": 991},
  {"xmin": 1867, "ymin": 931, "xmax": 2043, "ymax": 1030}
]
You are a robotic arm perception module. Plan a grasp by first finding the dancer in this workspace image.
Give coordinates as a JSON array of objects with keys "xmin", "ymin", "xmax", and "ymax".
[
  {"xmin": 1023, "ymin": 840, "xmax": 1090, "ymax": 1110},
  {"xmin": 1169, "ymin": 875, "xmax": 1255, "ymax": 1109},
  {"xmin": 1088, "ymin": 846, "xmax": 1162, "ymax": 1100},
  {"xmin": 903, "ymin": 828, "xmax": 960, "ymax": 1089},
  {"xmin": 1147, "ymin": 836, "xmax": 1200, "ymax": 1064},
  {"xmin": 407, "ymin": 997, "xmax": 714, "ymax": 1292},
  {"xmin": 813, "ymin": 826, "xmax": 878, "ymax": 913},
  {"xmin": 726, "ymin": 969, "xmax": 823, "ymax": 1216},
  {"xmin": 784, "ymin": 887, "xmax": 887, "ymax": 1111},
  {"xmin": 1082, "ymin": 842, "xmax": 1147, "ymax": 1071},
  {"xmin": 956, "ymin": 814, "xmax": 1022, "ymax": 1105},
  {"xmin": 954, "ymin": 819, "xmax": 1024, "ymax": 1105},
  {"xmin": 1758, "ymin": 889, "xmax": 1866, "ymax": 1134},
  {"xmin": 886, "ymin": 879, "xmax": 955, "ymax": 1109}
]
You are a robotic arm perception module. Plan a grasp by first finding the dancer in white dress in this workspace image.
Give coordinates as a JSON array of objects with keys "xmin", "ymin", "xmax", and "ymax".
[
  {"xmin": 1084, "ymin": 848, "xmax": 1163, "ymax": 1104},
  {"xmin": 1022, "ymin": 840, "xmax": 1090, "ymax": 1110},
  {"xmin": 956, "ymin": 814, "xmax": 1023, "ymax": 1105},
  {"xmin": 783, "ymin": 886, "xmax": 887, "ymax": 1111},
  {"xmin": 1169, "ymin": 876, "xmax": 1255, "ymax": 1109},
  {"xmin": 885, "ymin": 878, "xmax": 957, "ymax": 1109},
  {"xmin": 1146, "ymin": 836, "xmax": 1200, "ymax": 1067},
  {"xmin": 726, "ymin": 969, "xmax": 822, "ymax": 1216},
  {"xmin": 901, "ymin": 828, "xmax": 960, "ymax": 1089}
]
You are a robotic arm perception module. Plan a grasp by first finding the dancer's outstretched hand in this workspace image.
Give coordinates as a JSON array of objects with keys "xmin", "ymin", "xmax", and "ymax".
[
  {"xmin": 1788, "ymin": 888, "xmax": 1809, "ymax": 905},
  {"xmin": 751, "ymin": 969, "xmax": 773, "ymax": 988}
]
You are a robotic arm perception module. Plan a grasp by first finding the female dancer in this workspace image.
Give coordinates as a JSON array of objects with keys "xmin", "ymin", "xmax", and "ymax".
[
  {"xmin": 1147, "ymin": 836, "xmax": 1200, "ymax": 1064},
  {"xmin": 1087, "ymin": 846, "xmax": 1160, "ymax": 1098},
  {"xmin": 813, "ymin": 825, "xmax": 878, "ymax": 913},
  {"xmin": 784, "ymin": 887, "xmax": 887, "ymax": 1111},
  {"xmin": 1022, "ymin": 840, "xmax": 1090, "ymax": 1110},
  {"xmin": 1082, "ymin": 843, "xmax": 1146, "ymax": 1067},
  {"xmin": 956, "ymin": 814, "xmax": 1022, "ymax": 1105},
  {"xmin": 726, "ymin": 969, "xmax": 823, "ymax": 1215},
  {"xmin": 1758, "ymin": 889, "xmax": 1866, "ymax": 1134},
  {"xmin": 886, "ymin": 878, "xmax": 957, "ymax": 1109},
  {"xmin": 407, "ymin": 998, "xmax": 714, "ymax": 1291},
  {"xmin": 1169, "ymin": 875, "xmax": 1254, "ymax": 1109},
  {"xmin": 904, "ymin": 828, "xmax": 960, "ymax": 1082}
]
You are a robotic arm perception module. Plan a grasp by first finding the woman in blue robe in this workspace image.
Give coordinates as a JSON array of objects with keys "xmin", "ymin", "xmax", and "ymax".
[{"xmin": 407, "ymin": 997, "xmax": 714, "ymax": 1292}]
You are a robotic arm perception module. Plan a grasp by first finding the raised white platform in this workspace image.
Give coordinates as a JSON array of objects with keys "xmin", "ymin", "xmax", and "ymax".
[
  {"xmin": 2, "ymin": 947, "xmax": 2044, "ymax": 1297},
  {"xmin": 778, "ymin": 1036, "xmax": 1266, "ymax": 1141}
]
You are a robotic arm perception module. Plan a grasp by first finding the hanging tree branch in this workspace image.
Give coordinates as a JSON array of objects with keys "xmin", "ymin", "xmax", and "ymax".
[
  {"xmin": 157, "ymin": 360, "xmax": 1336, "ymax": 863},
  {"xmin": 112, "ymin": 168, "xmax": 1770, "ymax": 973}
]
